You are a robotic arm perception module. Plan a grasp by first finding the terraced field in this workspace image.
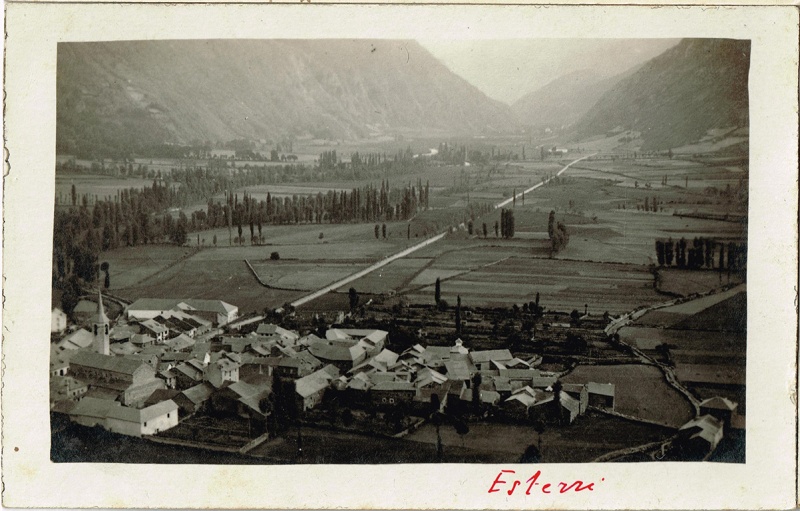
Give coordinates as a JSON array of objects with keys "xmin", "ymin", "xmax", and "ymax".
[
  {"xmin": 405, "ymin": 256, "xmax": 662, "ymax": 314},
  {"xmin": 561, "ymin": 364, "xmax": 694, "ymax": 427}
]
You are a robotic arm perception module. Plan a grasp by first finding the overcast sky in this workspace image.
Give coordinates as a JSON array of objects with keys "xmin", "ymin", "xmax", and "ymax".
[{"xmin": 418, "ymin": 39, "xmax": 680, "ymax": 105}]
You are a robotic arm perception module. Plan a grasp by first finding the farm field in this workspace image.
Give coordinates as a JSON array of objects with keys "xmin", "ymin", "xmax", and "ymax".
[
  {"xmin": 458, "ymin": 173, "xmax": 747, "ymax": 266},
  {"xmin": 658, "ymin": 268, "xmax": 744, "ymax": 296},
  {"xmin": 94, "ymin": 155, "xmax": 748, "ymax": 323},
  {"xmin": 113, "ymin": 253, "xmax": 302, "ymax": 314},
  {"xmin": 55, "ymin": 174, "xmax": 158, "ymax": 204},
  {"xmin": 405, "ymin": 412, "xmax": 673, "ymax": 463},
  {"xmin": 249, "ymin": 425, "xmax": 507, "ymax": 464},
  {"xmin": 656, "ymin": 284, "xmax": 744, "ymax": 315},
  {"xmin": 560, "ymin": 364, "xmax": 694, "ymax": 428},
  {"xmin": 404, "ymin": 256, "xmax": 662, "ymax": 314},
  {"xmin": 619, "ymin": 288, "xmax": 746, "ymax": 412},
  {"xmin": 343, "ymin": 257, "xmax": 432, "ymax": 295},
  {"xmin": 250, "ymin": 262, "xmax": 359, "ymax": 291},
  {"xmin": 619, "ymin": 326, "xmax": 745, "ymax": 352},
  {"xmin": 187, "ymin": 220, "xmax": 415, "ymax": 252},
  {"xmin": 102, "ymin": 245, "xmax": 195, "ymax": 291},
  {"xmin": 567, "ymin": 158, "xmax": 745, "ymax": 192}
]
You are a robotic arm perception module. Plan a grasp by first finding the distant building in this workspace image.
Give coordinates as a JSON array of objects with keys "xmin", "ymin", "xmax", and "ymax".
[
  {"xmin": 308, "ymin": 340, "xmax": 368, "ymax": 372},
  {"xmin": 458, "ymin": 386, "xmax": 501, "ymax": 407},
  {"xmin": 174, "ymin": 359, "xmax": 207, "ymax": 390},
  {"xmin": 139, "ymin": 319, "xmax": 169, "ymax": 343},
  {"xmin": 127, "ymin": 298, "xmax": 238, "ymax": 327},
  {"xmin": 586, "ymin": 382, "xmax": 616, "ymax": 410},
  {"xmin": 559, "ymin": 392, "xmax": 581, "ymax": 424},
  {"xmin": 207, "ymin": 353, "xmax": 241, "ymax": 388},
  {"xmin": 561, "ymin": 383, "xmax": 589, "ymax": 414},
  {"xmin": 257, "ymin": 323, "xmax": 300, "ymax": 344},
  {"xmin": 699, "ymin": 397, "xmax": 738, "ymax": 430},
  {"xmin": 371, "ymin": 381, "xmax": 417, "ymax": 407},
  {"xmin": 69, "ymin": 397, "xmax": 179, "ymax": 437},
  {"xmin": 164, "ymin": 333, "xmax": 196, "ymax": 352},
  {"xmin": 174, "ymin": 382, "xmax": 215, "ymax": 415},
  {"xmin": 675, "ymin": 415, "xmax": 724, "ymax": 459},
  {"xmin": 51, "ymin": 308, "xmax": 67, "ymax": 333},
  {"xmin": 130, "ymin": 334, "xmax": 156, "ymax": 347},
  {"xmin": 502, "ymin": 386, "xmax": 540, "ymax": 420},
  {"xmin": 469, "ymin": 349, "xmax": 513, "ymax": 371},
  {"xmin": 56, "ymin": 328, "xmax": 94, "ymax": 351},
  {"xmin": 50, "ymin": 375, "xmax": 88, "ymax": 406},
  {"xmin": 50, "ymin": 350, "xmax": 69, "ymax": 378},
  {"xmin": 210, "ymin": 376, "xmax": 271, "ymax": 424},
  {"xmin": 295, "ymin": 365, "xmax": 340, "ymax": 410},
  {"xmin": 69, "ymin": 351, "xmax": 164, "ymax": 406},
  {"xmin": 210, "ymin": 149, "xmax": 236, "ymax": 160},
  {"xmin": 270, "ymin": 352, "xmax": 322, "ymax": 380}
]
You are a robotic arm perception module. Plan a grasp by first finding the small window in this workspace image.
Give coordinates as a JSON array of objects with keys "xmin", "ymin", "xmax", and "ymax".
[
  {"xmin": 144, "ymin": 422, "xmax": 147, "ymax": 427},
  {"xmin": 167, "ymin": 413, "xmax": 170, "ymax": 418}
]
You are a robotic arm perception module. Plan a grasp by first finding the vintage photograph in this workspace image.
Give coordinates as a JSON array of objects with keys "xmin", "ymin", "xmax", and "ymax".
[
  {"xmin": 4, "ymin": 2, "xmax": 798, "ymax": 508},
  {"xmin": 49, "ymin": 37, "xmax": 750, "ymax": 465}
]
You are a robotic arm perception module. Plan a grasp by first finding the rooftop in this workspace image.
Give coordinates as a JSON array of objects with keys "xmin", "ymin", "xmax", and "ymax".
[
  {"xmin": 181, "ymin": 383, "xmax": 215, "ymax": 404},
  {"xmin": 296, "ymin": 365, "xmax": 340, "ymax": 398},
  {"xmin": 470, "ymin": 349, "xmax": 513, "ymax": 365},
  {"xmin": 586, "ymin": 382, "xmax": 616, "ymax": 397},
  {"xmin": 70, "ymin": 351, "xmax": 150, "ymax": 376},
  {"xmin": 700, "ymin": 396, "xmax": 738, "ymax": 411}
]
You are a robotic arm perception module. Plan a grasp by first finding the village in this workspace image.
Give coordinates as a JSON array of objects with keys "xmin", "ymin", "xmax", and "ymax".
[{"xmin": 50, "ymin": 287, "xmax": 743, "ymax": 463}]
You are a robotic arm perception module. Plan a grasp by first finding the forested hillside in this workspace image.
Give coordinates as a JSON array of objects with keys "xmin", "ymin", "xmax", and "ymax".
[
  {"xmin": 57, "ymin": 40, "xmax": 517, "ymax": 158},
  {"xmin": 575, "ymin": 39, "xmax": 750, "ymax": 151}
]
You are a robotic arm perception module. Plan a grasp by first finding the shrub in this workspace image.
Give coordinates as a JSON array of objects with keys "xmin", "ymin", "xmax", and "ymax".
[{"xmin": 270, "ymin": 251, "xmax": 280, "ymax": 260}]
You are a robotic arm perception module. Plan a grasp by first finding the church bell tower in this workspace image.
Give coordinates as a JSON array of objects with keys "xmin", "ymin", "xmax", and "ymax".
[{"xmin": 93, "ymin": 290, "xmax": 110, "ymax": 355}]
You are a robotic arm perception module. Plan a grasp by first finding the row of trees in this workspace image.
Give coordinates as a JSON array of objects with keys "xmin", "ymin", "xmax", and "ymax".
[
  {"xmin": 655, "ymin": 237, "xmax": 747, "ymax": 271},
  {"xmin": 499, "ymin": 208, "xmax": 516, "ymax": 239},
  {"xmin": 53, "ymin": 179, "xmax": 196, "ymax": 285},
  {"xmin": 317, "ymin": 147, "xmax": 423, "ymax": 178},
  {"xmin": 548, "ymin": 210, "xmax": 570, "ymax": 255},
  {"xmin": 205, "ymin": 179, "xmax": 430, "ymax": 243},
  {"xmin": 641, "ymin": 196, "xmax": 663, "ymax": 212},
  {"xmin": 54, "ymin": 175, "xmax": 434, "ymax": 296},
  {"xmin": 58, "ymin": 144, "xmax": 430, "ymax": 206}
]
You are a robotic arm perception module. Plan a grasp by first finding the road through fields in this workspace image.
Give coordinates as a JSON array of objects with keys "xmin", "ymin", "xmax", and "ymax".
[{"xmin": 290, "ymin": 154, "xmax": 596, "ymax": 308}]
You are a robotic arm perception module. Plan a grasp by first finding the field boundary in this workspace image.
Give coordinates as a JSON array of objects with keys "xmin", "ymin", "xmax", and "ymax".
[
  {"xmin": 592, "ymin": 437, "xmax": 675, "ymax": 463},
  {"xmin": 588, "ymin": 406, "xmax": 679, "ymax": 430},
  {"xmin": 113, "ymin": 244, "xmax": 202, "ymax": 293},
  {"xmin": 287, "ymin": 155, "xmax": 596, "ymax": 309},
  {"xmin": 243, "ymin": 259, "xmax": 314, "ymax": 292},
  {"xmin": 290, "ymin": 232, "xmax": 448, "ymax": 308},
  {"xmin": 494, "ymin": 153, "xmax": 597, "ymax": 209}
]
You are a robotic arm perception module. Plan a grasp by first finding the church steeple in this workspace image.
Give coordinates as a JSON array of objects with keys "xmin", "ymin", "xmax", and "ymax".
[{"xmin": 92, "ymin": 290, "xmax": 110, "ymax": 355}]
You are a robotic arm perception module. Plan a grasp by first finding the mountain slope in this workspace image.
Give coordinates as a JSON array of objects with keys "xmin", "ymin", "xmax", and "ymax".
[
  {"xmin": 57, "ymin": 40, "xmax": 517, "ymax": 158},
  {"xmin": 575, "ymin": 39, "xmax": 750, "ymax": 151},
  {"xmin": 512, "ymin": 68, "xmax": 629, "ymax": 130}
]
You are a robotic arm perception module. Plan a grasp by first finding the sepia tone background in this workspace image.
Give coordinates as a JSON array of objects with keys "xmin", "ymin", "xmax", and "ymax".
[{"xmin": 3, "ymin": 3, "xmax": 798, "ymax": 509}]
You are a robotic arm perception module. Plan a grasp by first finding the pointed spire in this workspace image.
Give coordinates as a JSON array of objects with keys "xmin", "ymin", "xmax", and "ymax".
[{"xmin": 97, "ymin": 289, "xmax": 109, "ymax": 325}]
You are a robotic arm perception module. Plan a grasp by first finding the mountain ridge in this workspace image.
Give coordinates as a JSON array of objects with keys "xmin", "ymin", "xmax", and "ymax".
[
  {"xmin": 57, "ymin": 40, "xmax": 518, "ymax": 158},
  {"xmin": 512, "ymin": 67, "xmax": 633, "ymax": 130},
  {"xmin": 574, "ymin": 38, "xmax": 750, "ymax": 151}
]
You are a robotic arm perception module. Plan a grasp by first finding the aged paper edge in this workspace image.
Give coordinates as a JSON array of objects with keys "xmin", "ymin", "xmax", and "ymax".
[{"xmin": 2, "ymin": 3, "xmax": 799, "ymax": 509}]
